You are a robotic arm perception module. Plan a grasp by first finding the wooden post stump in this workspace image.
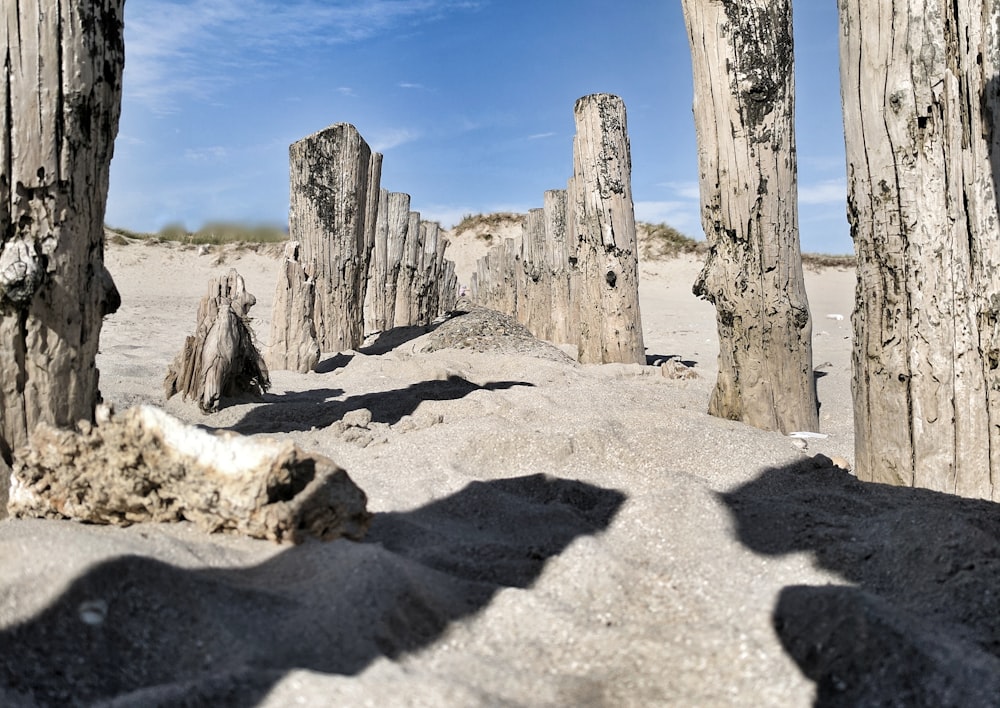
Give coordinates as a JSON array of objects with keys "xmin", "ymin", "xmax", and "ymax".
[
  {"xmin": 7, "ymin": 405, "xmax": 372, "ymax": 544},
  {"xmin": 520, "ymin": 207, "xmax": 551, "ymax": 337},
  {"xmin": 266, "ymin": 241, "xmax": 320, "ymax": 373},
  {"xmin": 289, "ymin": 123, "xmax": 381, "ymax": 353},
  {"xmin": 840, "ymin": 0, "xmax": 1000, "ymax": 497},
  {"xmin": 0, "ymin": 0, "xmax": 125, "ymax": 466},
  {"xmin": 570, "ymin": 94, "xmax": 645, "ymax": 365},
  {"xmin": 682, "ymin": 0, "xmax": 818, "ymax": 433},
  {"xmin": 164, "ymin": 269, "xmax": 270, "ymax": 413},
  {"xmin": 545, "ymin": 189, "xmax": 574, "ymax": 345}
]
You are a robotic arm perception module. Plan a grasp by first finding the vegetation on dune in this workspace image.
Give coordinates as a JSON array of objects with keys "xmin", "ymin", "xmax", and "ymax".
[{"xmin": 105, "ymin": 222, "xmax": 288, "ymax": 246}]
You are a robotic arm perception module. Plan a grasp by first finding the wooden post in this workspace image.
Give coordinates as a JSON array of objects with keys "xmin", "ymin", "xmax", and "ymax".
[
  {"xmin": 0, "ymin": 0, "xmax": 125, "ymax": 465},
  {"xmin": 545, "ymin": 189, "xmax": 574, "ymax": 346},
  {"xmin": 266, "ymin": 241, "xmax": 320, "ymax": 373},
  {"xmin": 521, "ymin": 208, "xmax": 551, "ymax": 337},
  {"xmin": 681, "ymin": 0, "xmax": 818, "ymax": 433},
  {"xmin": 394, "ymin": 211, "xmax": 423, "ymax": 327},
  {"xmin": 839, "ymin": 0, "xmax": 1000, "ymax": 498},
  {"xmin": 289, "ymin": 123, "xmax": 381, "ymax": 353},
  {"xmin": 569, "ymin": 94, "xmax": 645, "ymax": 365},
  {"xmin": 363, "ymin": 190, "xmax": 411, "ymax": 334}
]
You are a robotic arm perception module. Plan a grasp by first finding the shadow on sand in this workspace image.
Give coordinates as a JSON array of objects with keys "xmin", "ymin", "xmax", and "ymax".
[
  {"xmin": 0, "ymin": 474, "xmax": 625, "ymax": 706},
  {"xmin": 228, "ymin": 375, "xmax": 533, "ymax": 435},
  {"xmin": 721, "ymin": 459, "xmax": 1000, "ymax": 706}
]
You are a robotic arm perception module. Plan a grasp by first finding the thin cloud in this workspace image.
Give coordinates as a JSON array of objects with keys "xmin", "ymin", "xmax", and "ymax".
[
  {"xmin": 125, "ymin": 0, "xmax": 484, "ymax": 114},
  {"xmin": 798, "ymin": 178, "xmax": 847, "ymax": 205},
  {"xmin": 527, "ymin": 132, "xmax": 555, "ymax": 140},
  {"xmin": 370, "ymin": 128, "xmax": 420, "ymax": 152},
  {"xmin": 183, "ymin": 146, "xmax": 229, "ymax": 162},
  {"xmin": 634, "ymin": 200, "xmax": 701, "ymax": 234},
  {"xmin": 398, "ymin": 82, "xmax": 425, "ymax": 90},
  {"xmin": 660, "ymin": 180, "xmax": 701, "ymax": 201}
]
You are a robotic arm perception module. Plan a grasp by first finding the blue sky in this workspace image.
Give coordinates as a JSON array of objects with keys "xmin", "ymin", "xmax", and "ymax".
[{"xmin": 105, "ymin": 0, "xmax": 851, "ymax": 254}]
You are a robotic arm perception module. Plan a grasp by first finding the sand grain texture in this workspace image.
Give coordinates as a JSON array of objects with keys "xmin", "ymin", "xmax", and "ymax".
[{"xmin": 2, "ymin": 239, "xmax": 998, "ymax": 706}]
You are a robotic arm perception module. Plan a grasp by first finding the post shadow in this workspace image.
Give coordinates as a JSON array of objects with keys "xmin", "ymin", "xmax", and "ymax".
[
  {"xmin": 0, "ymin": 474, "xmax": 625, "ymax": 706},
  {"xmin": 227, "ymin": 375, "xmax": 533, "ymax": 435},
  {"xmin": 721, "ymin": 459, "xmax": 1000, "ymax": 706}
]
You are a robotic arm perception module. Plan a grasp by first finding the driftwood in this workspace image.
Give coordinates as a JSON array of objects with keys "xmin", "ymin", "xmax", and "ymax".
[
  {"xmin": 266, "ymin": 241, "xmax": 320, "ymax": 373},
  {"xmin": 164, "ymin": 269, "xmax": 270, "ymax": 413},
  {"xmin": 6, "ymin": 405, "xmax": 372, "ymax": 543},
  {"xmin": 840, "ymin": 0, "xmax": 1000, "ymax": 498},
  {"xmin": 0, "ymin": 0, "xmax": 125, "ymax": 462},
  {"xmin": 681, "ymin": 0, "xmax": 818, "ymax": 434}
]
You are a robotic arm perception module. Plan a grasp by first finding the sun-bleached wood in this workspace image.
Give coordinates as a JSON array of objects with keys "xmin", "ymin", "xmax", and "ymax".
[
  {"xmin": 394, "ymin": 211, "xmax": 423, "ymax": 327},
  {"xmin": 544, "ymin": 189, "xmax": 574, "ymax": 345},
  {"xmin": 519, "ymin": 208, "xmax": 551, "ymax": 337},
  {"xmin": 289, "ymin": 123, "xmax": 381, "ymax": 353},
  {"xmin": 0, "ymin": 0, "xmax": 125, "ymax": 465},
  {"xmin": 7, "ymin": 405, "xmax": 372, "ymax": 543},
  {"xmin": 266, "ymin": 241, "xmax": 320, "ymax": 373},
  {"xmin": 164, "ymin": 269, "xmax": 270, "ymax": 413},
  {"xmin": 681, "ymin": 0, "xmax": 818, "ymax": 434},
  {"xmin": 839, "ymin": 0, "xmax": 1000, "ymax": 499},
  {"xmin": 570, "ymin": 94, "xmax": 645, "ymax": 365}
]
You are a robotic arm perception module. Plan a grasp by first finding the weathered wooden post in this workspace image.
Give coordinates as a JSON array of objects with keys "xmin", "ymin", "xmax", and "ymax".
[
  {"xmin": 545, "ymin": 189, "xmax": 574, "ymax": 345},
  {"xmin": 839, "ymin": 0, "xmax": 1000, "ymax": 498},
  {"xmin": 266, "ymin": 241, "xmax": 320, "ymax": 373},
  {"xmin": 289, "ymin": 123, "xmax": 381, "ymax": 353},
  {"xmin": 520, "ymin": 208, "xmax": 551, "ymax": 337},
  {"xmin": 570, "ymin": 94, "xmax": 645, "ymax": 365},
  {"xmin": 681, "ymin": 0, "xmax": 818, "ymax": 433},
  {"xmin": 0, "ymin": 0, "xmax": 125, "ymax": 470},
  {"xmin": 394, "ymin": 211, "xmax": 423, "ymax": 327},
  {"xmin": 363, "ymin": 190, "xmax": 411, "ymax": 334}
]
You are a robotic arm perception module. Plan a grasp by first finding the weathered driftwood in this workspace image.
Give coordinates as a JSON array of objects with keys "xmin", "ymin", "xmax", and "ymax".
[
  {"xmin": 570, "ymin": 94, "xmax": 645, "ymax": 365},
  {"xmin": 165, "ymin": 269, "xmax": 270, "ymax": 413},
  {"xmin": 840, "ymin": 0, "xmax": 1000, "ymax": 498},
  {"xmin": 681, "ymin": 0, "xmax": 818, "ymax": 434},
  {"xmin": 394, "ymin": 210, "xmax": 423, "ymax": 327},
  {"xmin": 290, "ymin": 123, "xmax": 382, "ymax": 352},
  {"xmin": 7, "ymin": 405, "xmax": 372, "ymax": 543},
  {"xmin": 519, "ymin": 208, "xmax": 551, "ymax": 338},
  {"xmin": 266, "ymin": 241, "xmax": 320, "ymax": 373},
  {"xmin": 0, "ymin": 0, "xmax": 125, "ymax": 462}
]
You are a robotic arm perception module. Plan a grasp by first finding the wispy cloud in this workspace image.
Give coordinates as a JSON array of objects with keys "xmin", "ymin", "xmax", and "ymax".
[
  {"xmin": 634, "ymin": 200, "xmax": 701, "ymax": 234},
  {"xmin": 798, "ymin": 178, "xmax": 846, "ymax": 205},
  {"xmin": 527, "ymin": 132, "xmax": 555, "ymax": 140},
  {"xmin": 337, "ymin": 86, "xmax": 357, "ymax": 97},
  {"xmin": 125, "ymin": 0, "xmax": 484, "ymax": 113},
  {"xmin": 398, "ymin": 82, "xmax": 425, "ymax": 90},
  {"xmin": 183, "ymin": 146, "xmax": 229, "ymax": 162},
  {"xmin": 660, "ymin": 180, "xmax": 701, "ymax": 200},
  {"xmin": 369, "ymin": 128, "xmax": 420, "ymax": 152}
]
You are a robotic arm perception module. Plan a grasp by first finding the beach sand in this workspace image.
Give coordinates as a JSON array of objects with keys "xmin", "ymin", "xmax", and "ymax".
[{"xmin": 2, "ymin": 238, "xmax": 999, "ymax": 706}]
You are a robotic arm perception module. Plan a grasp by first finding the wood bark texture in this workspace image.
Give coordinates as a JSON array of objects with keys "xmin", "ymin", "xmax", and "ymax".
[
  {"xmin": 570, "ymin": 94, "xmax": 645, "ymax": 365},
  {"xmin": 289, "ymin": 123, "xmax": 381, "ymax": 353},
  {"xmin": 266, "ymin": 241, "xmax": 320, "ymax": 373},
  {"xmin": 520, "ymin": 208, "xmax": 551, "ymax": 337},
  {"xmin": 394, "ymin": 211, "xmax": 423, "ymax": 327},
  {"xmin": 0, "ymin": 0, "xmax": 125, "ymax": 463},
  {"xmin": 544, "ymin": 189, "xmax": 574, "ymax": 345},
  {"xmin": 681, "ymin": 0, "xmax": 819, "ymax": 433},
  {"xmin": 7, "ymin": 405, "xmax": 372, "ymax": 543},
  {"xmin": 164, "ymin": 269, "xmax": 270, "ymax": 413},
  {"xmin": 839, "ymin": 0, "xmax": 1000, "ymax": 498}
]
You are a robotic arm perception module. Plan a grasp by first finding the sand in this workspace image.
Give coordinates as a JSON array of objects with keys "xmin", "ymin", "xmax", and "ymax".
[{"xmin": 2, "ymin": 239, "xmax": 998, "ymax": 706}]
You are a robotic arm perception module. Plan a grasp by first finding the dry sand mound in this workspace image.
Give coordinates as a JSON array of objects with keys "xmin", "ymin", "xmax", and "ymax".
[{"xmin": 2, "ymin": 239, "xmax": 998, "ymax": 706}]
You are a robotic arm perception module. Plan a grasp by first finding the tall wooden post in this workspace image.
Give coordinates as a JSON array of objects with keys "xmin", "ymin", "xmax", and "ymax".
[
  {"xmin": 289, "ymin": 123, "xmax": 381, "ymax": 353},
  {"xmin": 839, "ymin": 0, "xmax": 1000, "ymax": 498},
  {"xmin": 0, "ymin": 0, "xmax": 125, "ymax": 464},
  {"xmin": 681, "ymin": 0, "xmax": 819, "ymax": 434},
  {"xmin": 570, "ymin": 94, "xmax": 645, "ymax": 365}
]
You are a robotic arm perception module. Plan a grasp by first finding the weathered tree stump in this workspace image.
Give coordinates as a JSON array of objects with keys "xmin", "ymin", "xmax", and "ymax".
[
  {"xmin": 681, "ymin": 0, "xmax": 818, "ymax": 434},
  {"xmin": 840, "ymin": 0, "xmax": 1000, "ymax": 498},
  {"xmin": 570, "ymin": 94, "xmax": 645, "ymax": 365},
  {"xmin": 165, "ymin": 269, "xmax": 270, "ymax": 413},
  {"xmin": 0, "ymin": 0, "xmax": 125, "ymax": 464},
  {"xmin": 289, "ymin": 123, "xmax": 381, "ymax": 353},
  {"xmin": 266, "ymin": 241, "xmax": 320, "ymax": 373},
  {"xmin": 7, "ymin": 405, "xmax": 372, "ymax": 543},
  {"xmin": 394, "ymin": 210, "xmax": 424, "ymax": 327},
  {"xmin": 520, "ymin": 207, "xmax": 551, "ymax": 338}
]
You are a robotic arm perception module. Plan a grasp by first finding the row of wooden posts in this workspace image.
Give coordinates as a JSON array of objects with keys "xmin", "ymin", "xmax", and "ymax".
[
  {"xmin": 267, "ymin": 123, "xmax": 458, "ymax": 374},
  {"xmin": 469, "ymin": 93, "xmax": 645, "ymax": 366}
]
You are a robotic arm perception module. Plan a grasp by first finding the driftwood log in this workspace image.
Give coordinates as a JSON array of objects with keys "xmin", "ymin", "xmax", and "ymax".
[
  {"xmin": 0, "ymin": 0, "xmax": 125, "ymax": 462},
  {"xmin": 681, "ymin": 0, "xmax": 818, "ymax": 434},
  {"xmin": 6, "ymin": 405, "xmax": 372, "ymax": 543},
  {"xmin": 164, "ymin": 269, "xmax": 270, "ymax": 412},
  {"xmin": 840, "ymin": 0, "xmax": 1000, "ymax": 498}
]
